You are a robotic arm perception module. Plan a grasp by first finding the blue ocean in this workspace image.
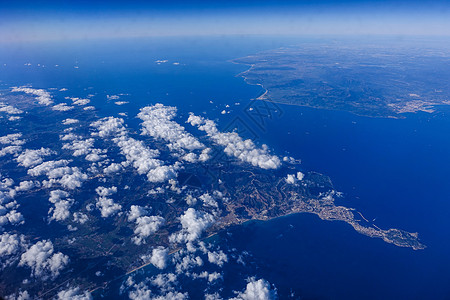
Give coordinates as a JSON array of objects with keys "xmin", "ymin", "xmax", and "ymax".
[{"xmin": 1, "ymin": 36, "xmax": 450, "ymax": 299}]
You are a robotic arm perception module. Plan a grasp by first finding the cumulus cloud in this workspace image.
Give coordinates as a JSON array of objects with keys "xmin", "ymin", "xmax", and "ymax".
[
  {"xmin": 28, "ymin": 160, "xmax": 88, "ymax": 189},
  {"xmin": 17, "ymin": 148, "xmax": 55, "ymax": 167},
  {"xmin": 285, "ymin": 172, "xmax": 304, "ymax": 184},
  {"xmin": 19, "ymin": 240, "xmax": 69, "ymax": 279},
  {"xmin": 68, "ymin": 97, "xmax": 90, "ymax": 106},
  {"xmin": 11, "ymin": 86, "xmax": 53, "ymax": 106},
  {"xmin": 48, "ymin": 190, "xmax": 74, "ymax": 222},
  {"xmin": 148, "ymin": 246, "xmax": 168, "ymax": 269},
  {"xmin": 0, "ymin": 102, "xmax": 23, "ymax": 115},
  {"xmin": 188, "ymin": 114, "xmax": 281, "ymax": 169},
  {"xmin": 56, "ymin": 287, "xmax": 92, "ymax": 300},
  {"xmin": 103, "ymin": 162, "xmax": 122, "ymax": 174},
  {"xmin": 62, "ymin": 118, "xmax": 79, "ymax": 125},
  {"xmin": 61, "ymin": 134, "xmax": 106, "ymax": 162},
  {"xmin": 96, "ymin": 197, "xmax": 122, "ymax": 218},
  {"xmin": 96, "ymin": 186, "xmax": 117, "ymax": 197},
  {"xmin": 0, "ymin": 133, "xmax": 24, "ymax": 146},
  {"xmin": 91, "ymin": 117, "xmax": 178, "ymax": 182},
  {"xmin": 15, "ymin": 180, "xmax": 40, "ymax": 192},
  {"xmin": 127, "ymin": 205, "xmax": 147, "ymax": 222},
  {"xmin": 73, "ymin": 212, "xmax": 89, "ymax": 224},
  {"xmin": 0, "ymin": 232, "xmax": 25, "ymax": 258},
  {"xmin": 200, "ymin": 193, "xmax": 218, "ymax": 208},
  {"xmin": 207, "ymin": 250, "xmax": 228, "ymax": 267},
  {"xmin": 0, "ymin": 134, "xmax": 24, "ymax": 157},
  {"xmin": 231, "ymin": 278, "xmax": 277, "ymax": 300},
  {"xmin": 138, "ymin": 104, "xmax": 205, "ymax": 156},
  {"xmin": 170, "ymin": 208, "xmax": 214, "ymax": 244},
  {"xmin": 0, "ymin": 146, "xmax": 22, "ymax": 157},
  {"xmin": 27, "ymin": 160, "xmax": 70, "ymax": 176},
  {"xmin": 52, "ymin": 103, "xmax": 74, "ymax": 112},
  {"xmin": 132, "ymin": 216, "xmax": 165, "ymax": 245}
]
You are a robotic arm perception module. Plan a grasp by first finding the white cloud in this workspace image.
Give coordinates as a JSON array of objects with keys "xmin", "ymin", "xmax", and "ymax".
[
  {"xmin": 132, "ymin": 216, "xmax": 165, "ymax": 245},
  {"xmin": 107, "ymin": 95, "xmax": 120, "ymax": 100},
  {"xmin": 12, "ymin": 86, "xmax": 53, "ymax": 106},
  {"xmin": 96, "ymin": 197, "xmax": 122, "ymax": 218},
  {"xmin": 207, "ymin": 250, "xmax": 228, "ymax": 267},
  {"xmin": 15, "ymin": 181, "xmax": 40, "ymax": 192},
  {"xmin": 199, "ymin": 193, "xmax": 218, "ymax": 208},
  {"xmin": 188, "ymin": 114, "xmax": 281, "ymax": 170},
  {"xmin": 47, "ymin": 166, "xmax": 88, "ymax": 190},
  {"xmin": 56, "ymin": 287, "xmax": 92, "ymax": 300},
  {"xmin": 169, "ymin": 208, "xmax": 214, "ymax": 244},
  {"xmin": 0, "ymin": 232, "xmax": 25, "ymax": 257},
  {"xmin": 73, "ymin": 212, "xmax": 89, "ymax": 224},
  {"xmin": 103, "ymin": 163, "xmax": 122, "ymax": 174},
  {"xmin": 174, "ymin": 253, "xmax": 203, "ymax": 273},
  {"xmin": 27, "ymin": 160, "xmax": 70, "ymax": 176},
  {"xmin": 138, "ymin": 104, "xmax": 207, "ymax": 162},
  {"xmin": 62, "ymin": 118, "xmax": 79, "ymax": 125},
  {"xmin": 96, "ymin": 186, "xmax": 117, "ymax": 197},
  {"xmin": 91, "ymin": 117, "xmax": 178, "ymax": 182},
  {"xmin": 68, "ymin": 97, "xmax": 90, "ymax": 106},
  {"xmin": 115, "ymin": 101, "xmax": 129, "ymax": 105},
  {"xmin": 0, "ymin": 134, "xmax": 24, "ymax": 157},
  {"xmin": 127, "ymin": 205, "xmax": 147, "ymax": 222},
  {"xmin": 128, "ymin": 282, "xmax": 152, "ymax": 300},
  {"xmin": 231, "ymin": 278, "xmax": 277, "ymax": 300},
  {"xmin": 0, "ymin": 102, "xmax": 23, "ymax": 115},
  {"xmin": 52, "ymin": 103, "xmax": 74, "ymax": 112},
  {"xmin": 0, "ymin": 133, "xmax": 24, "ymax": 146},
  {"xmin": 0, "ymin": 146, "xmax": 22, "ymax": 157},
  {"xmin": 148, "ymin": 246, "xmax": 168, "ymax": 269},
  {"xmin": 152, "ymin": 292, "xmax": 188, "ymax": 300},
  {"xmin": 48, "ymin": 190, "xmax": 74, "ymax": 222},
  {"xmin": 17, "ymin": 148, "xmax": 55, "ymax": 167},
  {"xmin": 19, "ymin": 240, "xmax": 69, "ymax": 279}
]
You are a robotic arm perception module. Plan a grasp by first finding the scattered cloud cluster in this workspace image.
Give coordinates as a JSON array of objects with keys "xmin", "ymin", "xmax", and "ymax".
[
  {"xmin": 127, "ymin": 205, "xmax": 165, "ymax": 245},
  {"xmin": 52, "ymin": 103, "xmax": 75, "ymax": 112},
  {"xmin": 91, "ymin": 117, "xmax": 179, "ymax": 182},
  {"xmin": 138, "ymin": 105, "xmax": 209, "ymax": 163},
  {"xmin": 27, "ymin": 159, "xmax": 88, "ymax": 189},
  {"xmin": 95, "ymin": 186, "xmax": 121, "ymax": 218},
  {"xmin": 0, "ymin": 232, "xmax": 26, "ymax": 264},
  {"xmin": 170, "ymin": 208, "xmax": 214, "ymax": 244},
  {"xmin": 231, "ymin": 278, "xmax": 277, "ymax": 300},
  {"xmin": 19, "ymin": 240, "xmax": 69, "ymax": 279},
  {"xmin": 48, "ymin": 190, "xmax": 74, "ymax": 222},
  {"xmin": 144, "ymin": 246, "xmax": 168, "ymax": 269},
  {"xmin": 285, "ymin": 171, "xmax": 304, "ymax": 184},
  {"xmin": 56, "ymin": 287, "xmax": 92, "ymax": 300},
  {"xmin": 0, "ymin": 102, "xmax": 23, "ymax": 115},
  {"xmin": 16, "ymin": 148, "xmax": 55, "ymax": 167},
  {"xmin": 61, "ymin": 132, "xmax": 106, "ymax": 162},
  {"xmin": 0, "ymin": 133, "xmax": 24, "ymax": 157},
  {"xmin": 62, "ymin": 118, "xmax": 79, "ymax": 125},
  {"xmin": 188, "ymin": 114, "xmax": 281, "ymax": 169},
  {"xmin": 66, "ymin": 97, "xmax": 90, "ymax": 106},
  {"xmin": 0, "ymin": 174, "xmax": 24, "ymax": 227},
  {"xmin": 11, "ymin": 87, "xmax": 53, "ymax": 106}
]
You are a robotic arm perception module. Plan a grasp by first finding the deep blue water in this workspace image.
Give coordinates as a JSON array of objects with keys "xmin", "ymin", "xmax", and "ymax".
[{"xmin": 1, "ymin": 36, "xmax": 450, "ymax": 299}]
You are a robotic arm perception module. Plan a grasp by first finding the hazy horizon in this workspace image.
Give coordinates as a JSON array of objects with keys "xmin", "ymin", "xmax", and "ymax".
[{"xmin": 1, "ymin": 0, "xmax": 450, "ymax": 43}]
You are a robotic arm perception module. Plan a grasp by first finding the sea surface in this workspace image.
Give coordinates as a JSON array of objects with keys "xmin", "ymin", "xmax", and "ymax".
[{"xmin": 1, "ymin": 36, "xmax": 450, "ymax": 299}]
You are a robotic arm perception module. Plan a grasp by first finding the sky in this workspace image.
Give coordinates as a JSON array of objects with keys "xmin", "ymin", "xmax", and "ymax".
[{"xmin": 1, "ymin": 0, "xmax": 450, "ymax": 42}]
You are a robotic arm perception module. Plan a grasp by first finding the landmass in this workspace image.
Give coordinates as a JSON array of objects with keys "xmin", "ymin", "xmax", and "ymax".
[
  {"xmin": 0, "ymin": 87, "xmax": 424, "ymax": 298},
  {"xmin": 233, "ymin": 43, "xmax": 450, "ymax": 118}
]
